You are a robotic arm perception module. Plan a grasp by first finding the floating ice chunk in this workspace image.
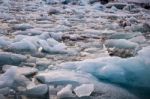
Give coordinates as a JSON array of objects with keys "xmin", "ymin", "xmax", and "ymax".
[
  {"xmin": 92, "ymin": 3, "xmax": 105, "ymax": 11},
  {"xmin": 111, "ymin": 6, "xmax": 118, "ymax": 11},
  {"xmin": 26, "ymin": 82, "xmax": 36, "ymax": 90},
  {"xmin": 52, "ymin": 43, "xmax": 67, "ymax": 51},
  {"xmin": 129, "ymin": 36, "xmax": 146, "ymax": 44},
  {"xmin": 13, "ymin": 23, "xmax": 33, "ymax": 31},
  {"xmin": 37, "ymin": 39, "xmax": 51, "ymax": 52},
  {"xmin": 10, "ymin": 35, "xmax": 68, "ymax": 54},
  {"xmin": 0, "ymin": 12, "xmax": 13, "ymax": 20},
  {"xmin": 0, "ymin": 87, "xmax": 10, "ymax": 95},
  {"xmin": 106, "ymin": 3, "xmax": 127, "ymax": 9},
  {"xmin": 138, "ymin": 45, "xmax": 150, "ymax": 64},
  {"xmin": 128, "ymin": 17, "xmax": 138, "ymax": 23},
  {"xmin": 38, "ymin": 32, "xmax": 51, "ymax": 40},
  {"xmin": 0, "ymin": 52, "xmax": 27, "ymax": 66},
  {"xmin": 47, "ymin": 38, "xmax": 59, "ymax": 47},
  {"xmin": 17, "ymin": 67, "xmax": 38, "ymax": 76},
  {"xmin": 13, "ymin": 35, "xmax": 29, "ymax": 42},
  {"xmin": 0, "ymin": 94, "xmax": 6, "ymax": 99},
  {"xmin": 123, "ymin": 4, "xmax": 135, "ymax": 11},
  {"xmin": 105, "ymin": 39, "xmax": 138, "ymax": 49},
  {"xmin": 0, "ymin": 37, "xmax": 11, "ymax": 48},
  {"xmin": 57, "ymin": 84, "xmax": 74, "ymax": 98},
  {"xmin": 99, "ymin": 64, "xmax": 126, "ymax": 82},
  {"xmin": 49, "ymin": 32, "xmax": 63, "ymax": 41},
  {"xmin": 74, "ymin": 84, "xmax": 94, "ymax": 97},
  {"xmin": 23, "ymin": 84, "xmax": 48, "ymax": 96},
  {"xmin": 109, "ymin": 32, "xmax": 141, "ymax": 39},
  {"xmin": 13, "ymin": 75, "xmax": 33, "ymax": 90},
  {"xmin": 13, "ymin": 29, "xmax": 42, "ymax": 36},
  {"xmin": 106, "ymin": 22, "xmax": 120, "ymax": 30},
  {"xmin": 44, "ymin": 0, "xmax": 60, "ymax": 4},
  {"xmin": 21, "ymin": 37, "xmax": 40, "ymax": 47},
  {"xmin": 0, "ymin": 66, "xmax": 17, "ymax": 88},
  {"xmin": 36, "ymin": 70, "xmax": 98, "ymax": 85},
  {"xmin": 51, "ymin": 25, "xmax": 70, "ymax": 32},
  {"xmin": 38, "ymin": 39, "xmax": 67, "ymax": 54},
  {"xmin": 8, "ymin": 40, "xmax": 37, "ymax": 53},
  {"xmin": 106, "ymin": 6, "xmax": 118, "ymax": 13},
  {"xmin": 132, "ymin": 23, "xmax": 150, "ymax": 33},
  {"xmin": 3, "ymin": 65, "xmax": 38, "ymax": 76}
]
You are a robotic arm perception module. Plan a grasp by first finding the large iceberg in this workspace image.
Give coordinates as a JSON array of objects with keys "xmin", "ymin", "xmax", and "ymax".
[
  {"xmin": 59, "ymin": 46, "xmax": 150, "ymax": 88},
  {"xmin": 36, "ymin": 70, "xmax": 138, "ymax": 99}
]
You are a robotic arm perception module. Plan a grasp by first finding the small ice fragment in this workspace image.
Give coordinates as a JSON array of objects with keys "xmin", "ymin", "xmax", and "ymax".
[
  {"xmin": 74, "ymin": 84, "xmax": 94, "ymax": 97},
  {"xmin": 57, "ymin": 84, "xmax": 74, "ymax": 98}
]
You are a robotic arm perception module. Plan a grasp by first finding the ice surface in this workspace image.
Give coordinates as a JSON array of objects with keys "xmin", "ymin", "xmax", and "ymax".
[{"xmin": 74, "ymin": 84, "xmax": 94, "ymax": 97}]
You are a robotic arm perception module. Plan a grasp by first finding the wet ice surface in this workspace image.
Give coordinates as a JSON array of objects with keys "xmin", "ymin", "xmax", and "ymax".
[{"xmin": 0, "ymin": 0, "xmax": 150, "ymax": 99}]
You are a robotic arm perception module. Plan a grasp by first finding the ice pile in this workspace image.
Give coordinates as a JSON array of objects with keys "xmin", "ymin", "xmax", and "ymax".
[{"xmin": 1, "ymin": 32, "xmax": 68, "ymax": 55}]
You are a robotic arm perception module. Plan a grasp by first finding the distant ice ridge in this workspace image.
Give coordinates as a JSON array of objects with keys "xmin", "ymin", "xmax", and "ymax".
[
  {"xmin": 118, "ymin": 0, "xmax": 150, "ymax": 4},
  {"xmin": 59, "ymin": 46, "xmax": 150, "ymax": 88},
  {"xmin": 44, "ymin": 0, "xmax": 90, "ymax": 5}
]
